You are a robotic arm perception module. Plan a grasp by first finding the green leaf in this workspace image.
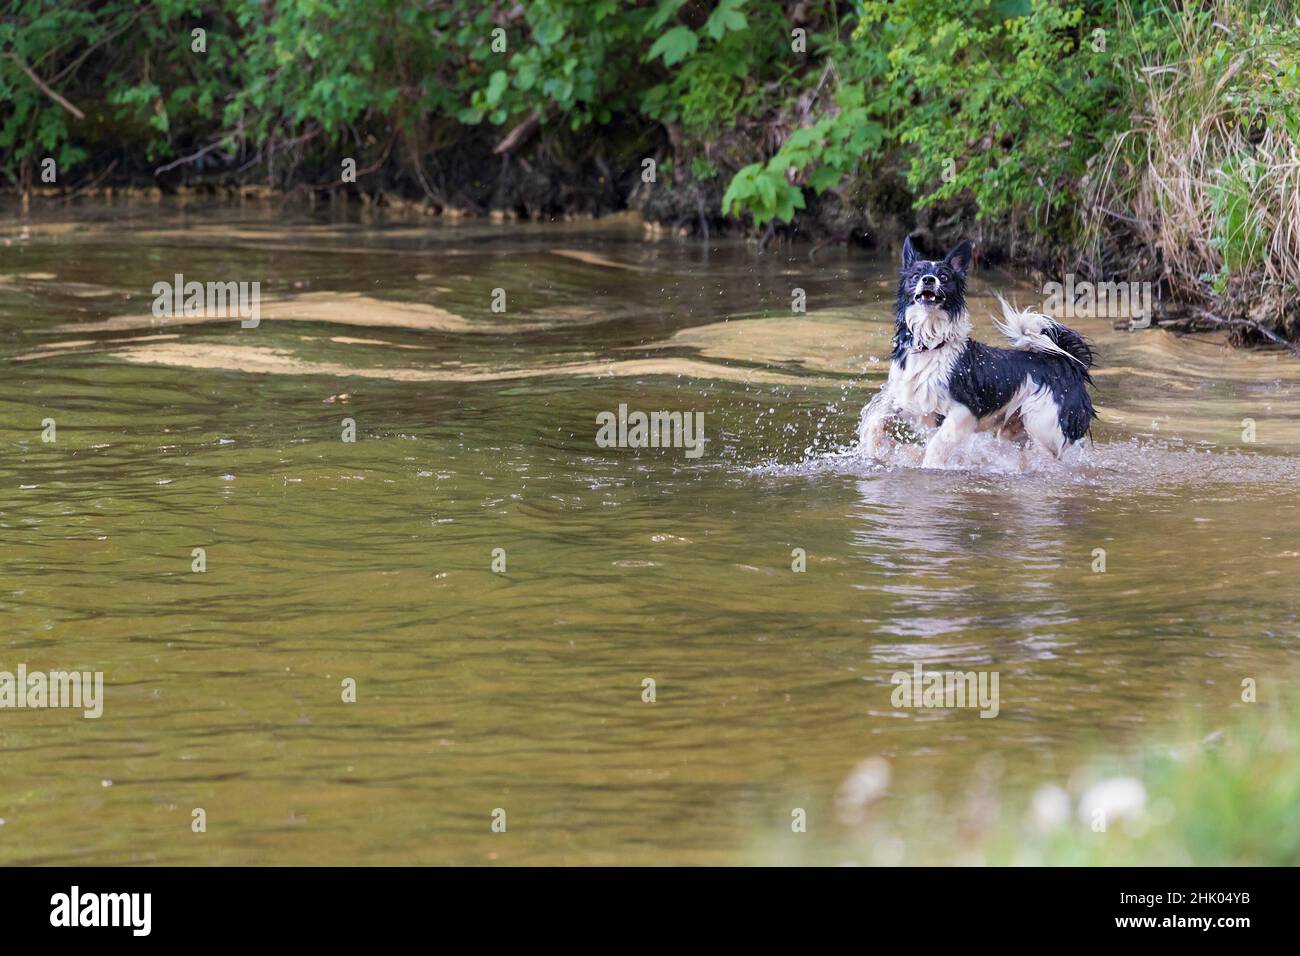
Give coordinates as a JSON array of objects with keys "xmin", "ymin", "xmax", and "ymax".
[
  {"xmin": 647, "ymin": 0, "xmax": 687, "ymax": 33},
  {"xmin": 647, "ymin": 26, "xmax": 699, "ymax": 66},
  {"xmin": 515, "ymin": 62, "xmax": 538, "ymax": 91},
  {"xmin": 704, "ymin": 0, "xmax": 748, "ymax": 41},
  {"xmin": 809, "ymin": 166, "xmax": 842, "ymax": 193},
  {"xmin": 534, "ymin": 20, "xmax": 565, "ymax": 45},
  {"xmin": 485, "ymin": 70, "xmax": 509, "ymax": 107}
]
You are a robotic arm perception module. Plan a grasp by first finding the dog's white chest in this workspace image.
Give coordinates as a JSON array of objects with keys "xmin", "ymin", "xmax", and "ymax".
[{"xmin": 888, "ymin": 344, "xmax": 960, "ymax": 418}]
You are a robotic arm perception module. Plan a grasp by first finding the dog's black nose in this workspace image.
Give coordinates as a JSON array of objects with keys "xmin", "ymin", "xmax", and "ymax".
[{"xmin": 920, "ymin": 274, "xmax": 938, "ymax": 287}]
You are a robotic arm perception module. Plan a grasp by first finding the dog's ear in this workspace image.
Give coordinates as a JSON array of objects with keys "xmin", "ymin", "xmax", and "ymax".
[
  {"xmin": 901, "ymin": 236, "xmax": 920, "ymax": 270},
  {"xmin": 944, "ymin": 240, "xmax": 973, "ymax": 275}
]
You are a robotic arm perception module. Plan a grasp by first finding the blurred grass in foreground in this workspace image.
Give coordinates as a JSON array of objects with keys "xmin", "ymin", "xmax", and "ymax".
[{"xmin": 766, "ymin": 698, "xmax": 1300, "ymax": 866}]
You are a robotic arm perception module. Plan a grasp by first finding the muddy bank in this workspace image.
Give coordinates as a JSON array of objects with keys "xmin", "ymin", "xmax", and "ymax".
[
  {"xmin": 0, "ymin": 110, "xmax": 1112, "ymax": 272},
  {"xmin": 5, "ymin": 124, "xmax": 972, "ymax": 255}
]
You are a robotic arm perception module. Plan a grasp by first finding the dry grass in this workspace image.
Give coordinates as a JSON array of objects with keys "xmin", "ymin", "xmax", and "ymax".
[{"xmin": 1087, "ymin": 0, "xmax": 1300, "ymax": 343}]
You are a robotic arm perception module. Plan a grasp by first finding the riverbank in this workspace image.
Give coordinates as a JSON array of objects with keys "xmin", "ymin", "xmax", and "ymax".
[{"xmin": 5, "ymin": 1, "xmax": 1297, "ymax": 349}]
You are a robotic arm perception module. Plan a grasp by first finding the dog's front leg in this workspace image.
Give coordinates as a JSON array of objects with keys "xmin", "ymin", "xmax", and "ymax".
[
  {"xmin": 857, "ymin": 386, "xmax": 896, "ymax": 458},
  {"xmin": 922, "ymin": 406, "xmax": 977, "ymax": 469}
]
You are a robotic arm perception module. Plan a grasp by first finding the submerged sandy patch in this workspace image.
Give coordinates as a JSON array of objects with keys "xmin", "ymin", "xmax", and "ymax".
[
  {"xmin": 13, "ymin": 333, "xmax": 180, "ymax": 362},
  {"xmin": 550, "ymin": 249, "xmax": 649, "ymax": 271},
  {"xmin": 328, "ymin": 336, "xmax": 436, "ymax": 350},
  {"xmin": 52, "ymin": 291, "xmax": 609, "ymax": 336},
  {"xmin": 657, "ymin": 311, "xmax": 891, "ymax": 375},
  {"xmin": 53, "ymin": 293, "xmax": 504, "ymax": 335},
  {"xmin": 109, "ymin": 342, "xmax": 816, "ymax": 386},
  {"xmin": 0, "ymin": 272, "xmax": 59, "ymax": 283}
]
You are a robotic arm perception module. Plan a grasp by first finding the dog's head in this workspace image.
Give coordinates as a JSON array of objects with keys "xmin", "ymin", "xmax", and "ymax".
[{"xmin": 894, "ymin": 237, "xmax": 973, "ymax": 354}]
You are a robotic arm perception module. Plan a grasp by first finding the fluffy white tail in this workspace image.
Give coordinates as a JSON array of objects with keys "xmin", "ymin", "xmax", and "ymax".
[{"xmin": 992, "ymin": 295, "xmax": 1088, "ymax": 367}]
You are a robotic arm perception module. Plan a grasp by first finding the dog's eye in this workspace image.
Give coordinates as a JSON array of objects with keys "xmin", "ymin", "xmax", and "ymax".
[{"xmin": 938, "ymin": 270, "xmax": 951, "ymax": 281}]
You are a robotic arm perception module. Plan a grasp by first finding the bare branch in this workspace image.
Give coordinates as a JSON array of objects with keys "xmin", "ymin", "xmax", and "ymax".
[
  {"xmin": 494, "ymin": 111, "xmax": 541, "ymax": 155},
  {"xmin": 4, "ymin": 53, "xmax": 85, "ymax": 120},
  {"xmin": 1193, "ymin": 309, "xmax": 1300, "ymax": 358},
  {"xmin": 154, "ymin": 139, "xmax": 229, "ymax": 176}
]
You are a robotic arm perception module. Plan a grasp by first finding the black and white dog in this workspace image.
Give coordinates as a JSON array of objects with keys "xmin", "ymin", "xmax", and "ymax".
[{"xmin": 860, "ymin": 237, "xmax": 1096, "ymax": 467}]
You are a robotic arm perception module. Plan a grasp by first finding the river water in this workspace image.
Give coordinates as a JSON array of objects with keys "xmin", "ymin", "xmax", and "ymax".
[{"xmin": 1, "ymin": 200, "xmax": 1297, "ymax": 864}]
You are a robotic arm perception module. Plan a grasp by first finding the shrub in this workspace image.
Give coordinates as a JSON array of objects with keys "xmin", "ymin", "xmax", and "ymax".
[{"xmin": 1083, "ymin": 0, "xmax": 1300, "ymax": 342}]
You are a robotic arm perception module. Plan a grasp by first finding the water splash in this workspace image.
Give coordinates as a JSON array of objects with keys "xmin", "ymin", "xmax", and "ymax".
[{"xmin": 754, "ymin": 399, "xmax": 1300, "ymax": 492}]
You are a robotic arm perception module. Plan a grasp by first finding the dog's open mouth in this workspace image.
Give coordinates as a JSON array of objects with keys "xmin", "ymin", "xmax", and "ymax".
[{"xmin": 914, "ymin": 290, "xmax": 944, "ymax": 306}]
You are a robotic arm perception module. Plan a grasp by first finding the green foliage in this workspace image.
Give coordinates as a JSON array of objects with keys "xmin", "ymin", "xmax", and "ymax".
[
  {"xmin": 647, "ymin": 26, "xmax": 698, "ymax": 67},
  {"xmin": 1207, "ymin": 156, "xmax": 1267, "ymax": 292},
  {"xmin": 0, "ymin": 1, "xmax": 118, "ymax": 176},
  {"xmin": 465, "ymin": 1, "xmax": 646, "ymax": 130},
  {"xmin": 0, "ymin": 0, "xmax": 1291, "ymax": 282},
  {"xmin": 722, "ymin": 86, "xmax": 885, "ymax": 227},
  {"xmin": 1089, "ymin": 0, "xmax": 1300, "ymax": 319},
  {"xmin": 640, "ymin": 0, "xmax": 786, "ymax": 141},
  {"xmin": 721, "ymin": 163, "xmax": 804, "ymax": 228},
  {"xmin": 840, "ymin": 0, "xmax": 1133, "ymax": 239},
  {"xmin": 1200, "ymin": 9, "xmax": 1300, "ymax": 290}
]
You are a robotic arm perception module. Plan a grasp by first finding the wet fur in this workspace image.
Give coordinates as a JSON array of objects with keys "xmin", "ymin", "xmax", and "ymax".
[{"xmin": 861, "ymin": 237, "xmax": 1097, "ymax": 466}]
